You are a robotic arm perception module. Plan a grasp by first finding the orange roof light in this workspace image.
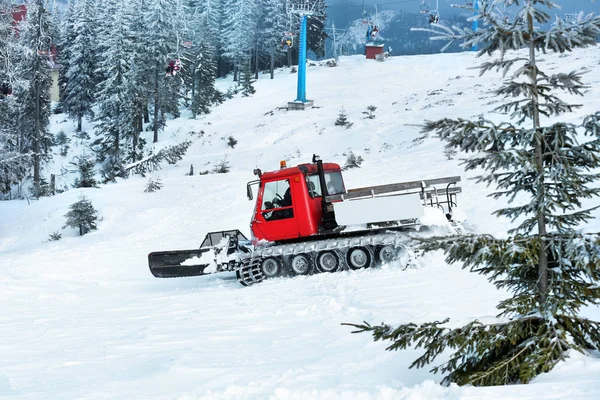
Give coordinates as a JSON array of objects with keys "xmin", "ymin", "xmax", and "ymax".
[{"xmin": 280, "ymin": 160, "xmax": 287, "ymax": 169}]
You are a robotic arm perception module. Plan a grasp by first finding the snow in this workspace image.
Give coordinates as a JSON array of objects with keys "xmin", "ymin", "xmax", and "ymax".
[{"xmin": 2, "ymin": 48, "xmax": 600, "ymax": 399}]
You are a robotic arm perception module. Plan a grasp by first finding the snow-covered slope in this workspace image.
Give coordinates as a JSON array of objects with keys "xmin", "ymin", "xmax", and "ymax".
[{"xmin": 1, "ymin": 49, "xmax": 600, "ymax": 399}]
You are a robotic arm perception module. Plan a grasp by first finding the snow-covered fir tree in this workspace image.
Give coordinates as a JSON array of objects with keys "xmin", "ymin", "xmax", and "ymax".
[
  {"xmin": 62, "ymin": 0, "xmax": 97, "ymax": 132},
  {"xmin": 71, "ymin": 154, "xmax": 97, "ymax": 188},
  {"xmin": 0, "ymin": 1, "xmax": 28, "ymax": 196},
  {"xmin": 144, "ymin": 0, "xmax": 180, "ymax": 143},
  {"xmin": 125, "ymin": 0, "xmax": 152, "ymax": 163},
  {"xmin": 12, "ymin": 0, "xmax": 54, "ymax": 197},
  {"xmin": 55, "ymin": 0, "xmax": 75, "ymax": 104},
  {"xmin": 222, "ymin": 0, "xmax": 258, "ymax": 81},
  {"xmin": 305, "ymin": 0, "xmax": 327, "ymax": 58},
  {"xmin": 348, "ymin": 0, "xmax": 600, "ymax": 386},
  {"xmin": 239, "ymin": 56, "xmax": 256, "ymax": 96},
  {"xmin": 194, "ymin": 0, "xmax": 226, "ymax": 77},
  {"xmin": 0, "ymin": 0, "xmax": 11, "ymax": 77},
  {"xmin": 259, "ymin": 0, "xmax": 288, "ymax": 78},
  {"xmin": 93, "ymin": 0, "xmax": 136, "ymax": 181},
  {"xmin": 187, "ymin": 40, "xmax": 219, "ymax": 116},
  {"xmin": 64, "ymin": 194, "xmax": 98, "ymax": 236}
]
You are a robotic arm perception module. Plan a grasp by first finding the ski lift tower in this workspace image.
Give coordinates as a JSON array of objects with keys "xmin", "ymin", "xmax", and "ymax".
[
  {"xmin": 451, "ymin": 1, "xmax": 479, "ymax": 51},
  {"xmin": 471, "ymin": 0, "xmax": 479, "ymax": 51},
  {"xmin": 287, "ymin": 0, "xmax": 317, "ymax": 110}
]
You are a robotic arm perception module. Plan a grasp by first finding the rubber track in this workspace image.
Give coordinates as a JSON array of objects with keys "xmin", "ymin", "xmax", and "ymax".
[{"xmin": 235, "ymin": 231, "xmax": 415, "ymax": 286}]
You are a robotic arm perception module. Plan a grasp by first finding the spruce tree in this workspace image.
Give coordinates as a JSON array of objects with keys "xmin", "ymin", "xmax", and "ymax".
[
  {"xmin": 239, "ymin": 57, "xmax": 256, "ymax": 97},
  {"xmin": 221, "ymin": 0, "xmax": 258, "ymax": 81},
  {"xmin": 127, "ymin": 0, "xmax": 153, "ymax": 163},
  {"xmin": 304, "ymin": 0, "xmax": 327, "ymax": 58},
  {"xmin": 347, "ymin": 1, "xmax": 600, "ymax": 386},
  {"xmin": 144, "ymin": 0, "xmax": 180, "ymax": 143},
  {"xmin": 56, "ymin": 0, "xmax": 76, "ymax": 105},
  {"xmin": 71, "ymin": 155, "xmax": 97, "ymax": 188},
  {"xmin": 194, "ymin": 0, "xmax": 226, "ymax": 77},
  {"xmin": 0, "ymin": 1, "xmax": 28, "ymax": 196},
  {"xmin": 12, "ymin": 0, "xmax": 54, "ymax": 196},
  {"xmin": 62, "ymin": 0, "xmax": 97, "ymax": 132},
  {"xmin": 64, "ymin": 194, "xmax": 98, "ymax": 236},
  {"xmin": 334, "ymin": 107, "xmax": 351, "ymax": 127},
  {"xmin": 188, "ymin": 41, "xmax": 219, "ymax": 116},
  {"xmin": 259, "ymin": 0, "xmax": 288, "ymax": 79},
  {"xmin": 93, "ymin": 0, "xmax": 135, "ymax": 181}
]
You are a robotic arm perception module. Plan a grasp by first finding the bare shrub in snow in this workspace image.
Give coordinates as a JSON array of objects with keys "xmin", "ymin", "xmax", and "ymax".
[
  {"xmin": 144, "ymin": 178, "xmax": 163, "ymax": 193},
  {"xmin": 343, "ymin": 152, "xmax": 363, "ymax": 170},
  {"xmin": 444, "ymin": 147, "xmax": 457, "ymax": 160},
  {"xmin": 212, "ymin": 159, "xmax": 230, "ymax": 174},
  {"xmin": 47, "ymin": 231, "xmax": 62, "ymax": 242},
  {"xmin": 362, "ymin": 105, "xmax": 377, "ymax": 119}
]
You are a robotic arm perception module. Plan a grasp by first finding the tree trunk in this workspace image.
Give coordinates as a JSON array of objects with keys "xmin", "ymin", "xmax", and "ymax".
[
  {"xmin": 153, "ymin": 65, "xmax": 159, "ymax": 143},
  {"xmin": 216, "ymin": 53, "xmax": 222, "ymax": 78},
  {"xmin": 77, "ymin": 115, "xmax": 82, "ymax": 132},
  {"xmin": 528, "ymin": 7, "xmax": 548, "ymax": 305},
  {"xmin": 255, "ymin": 44, "xmax": 259, "ymax": 80},
  {"xmin": 115, "ymin": 104, "xmax": 120, "ymax": 155},
  {"xmin": 33, "ymin": 56, "xmax": 41, "ymax": 194},
  {"xmin": 132, "ymin": 103, "xmax": 140, "ymax": 162},
  {"xmin": 191, "ymin": 65, "xmax": 196, "ymax": 104},
  {"xmin": 270, "ymin": 49, "xmax": 275, "ymax": 79},
  {"xmin": 143, "ymin": 102, "xmax": 149, "ymax": 123}
]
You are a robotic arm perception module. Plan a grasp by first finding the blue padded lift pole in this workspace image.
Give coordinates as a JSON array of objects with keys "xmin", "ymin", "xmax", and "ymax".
[
  {"xmin": 296, "ymin": 14, "xmax": 308, "ymax": 103},
  {"xmin": 472, "ymin": 0, "xmax": 479, "ymax": 51}
]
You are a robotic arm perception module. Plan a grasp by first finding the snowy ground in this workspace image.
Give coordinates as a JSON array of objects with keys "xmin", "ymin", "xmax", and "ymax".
[{"xmin": 1, "ymin": 48, "xmax": 600, "ymax": 399}]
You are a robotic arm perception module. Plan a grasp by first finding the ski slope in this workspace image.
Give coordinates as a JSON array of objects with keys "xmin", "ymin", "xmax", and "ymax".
[{"xmin": 1, "ymin": 48, "xmax": 600, "ymax": 399}]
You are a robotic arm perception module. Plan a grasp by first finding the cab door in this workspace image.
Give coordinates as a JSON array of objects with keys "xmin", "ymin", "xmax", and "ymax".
[{"xmin": 253, "ymin": 179, "xmax": 299, "ymax": 241}]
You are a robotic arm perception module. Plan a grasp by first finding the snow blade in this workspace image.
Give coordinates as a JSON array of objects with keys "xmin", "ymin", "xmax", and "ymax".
[{"xmin": 148, "ymin": 249, "xmax": 213, "ymax": 278}]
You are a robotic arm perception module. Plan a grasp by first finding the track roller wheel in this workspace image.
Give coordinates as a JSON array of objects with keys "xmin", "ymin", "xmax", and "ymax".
[
  {"xmin": 378, "ymin": 244, "xmax": 401, "ymax": 264},
  {"xmin": 290, "ymin": 254, "xmax": 312, "ymax": 276},
  {"xmin": 236, "ymin": 258, "xmax": 264, "ymax": 286},
  {"xmin": 261, "ymin": 257, "xmax": 282, "ymax": 278},
  {"xmin": 378, "ymin": 244, "xmax": 412, "ymax": 267},
  {"xmin": 346, "ymin": 246, "xmax": 373, "ymax": 270},
  {"xmin": 316, "ymin": 250, "xmax": 341, "ymax": 273}
]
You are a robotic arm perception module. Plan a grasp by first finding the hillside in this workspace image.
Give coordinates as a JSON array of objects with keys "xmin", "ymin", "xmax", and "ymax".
[{"xmin": 1, "ymin": 48, "xmax": 600, "ymax": 399}]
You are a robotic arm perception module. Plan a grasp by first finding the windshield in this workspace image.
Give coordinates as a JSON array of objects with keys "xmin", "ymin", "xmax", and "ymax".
[{"xmin": 306, "ymin": 172, "xmax": 345, "ymax": 197}]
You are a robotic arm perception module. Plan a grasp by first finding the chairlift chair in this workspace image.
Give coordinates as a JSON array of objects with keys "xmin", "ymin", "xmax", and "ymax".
[
  {"xmin": 0, "ymin": 81, "xmax": 12, "ymax": 99},
  {"xmin": 281, "ymin": 31, "xmax": 294, "ymax": 51},
  {"xmin": 429, "ymin": 10, "xmax": 440, "ymax": 24},
  {"xmin": 165, "ymin": 59, "xmax": 181, "ymax": 77}
]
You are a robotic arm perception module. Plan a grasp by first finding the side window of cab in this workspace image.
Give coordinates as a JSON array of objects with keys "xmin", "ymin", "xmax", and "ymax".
[{"xmin": 261, "ymin": 179, "xmax": 293, "ymax": 221}]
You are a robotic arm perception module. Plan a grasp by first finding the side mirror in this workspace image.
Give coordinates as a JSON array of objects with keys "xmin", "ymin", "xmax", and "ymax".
[
  {"xmin": 246, "ymin": 180, "xmax": 259, "ymax": 201},
  {"xmin": 247, "ymin": 182, "xmax": 253, "ymax": 200}
]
